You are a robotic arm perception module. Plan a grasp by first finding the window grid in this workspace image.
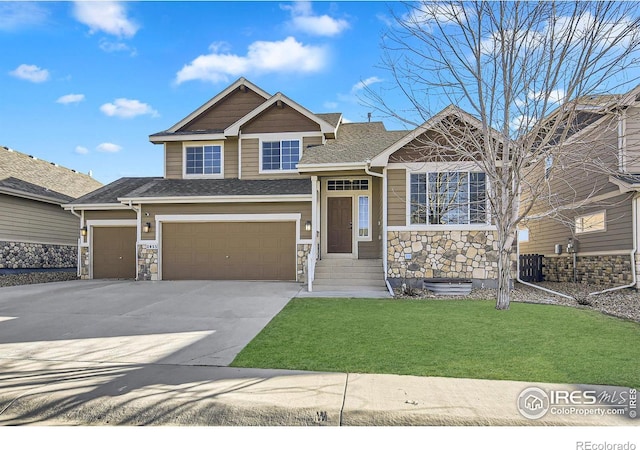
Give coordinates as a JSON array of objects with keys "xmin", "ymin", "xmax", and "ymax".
[
  {"xmin": 186, "ymin": 145, "xmax": 221, "ymax": 175},
  {"xmin": 327, "ymin": 179, "xmax": 369, "ymax": 191},
  {"xmin": 262, "ymin": 140, "xmax": 300, "ymax": 171},
  {"xmin": 358, "ymin": 196, "xmax": 369, "ymax": 238},
  {"xmin": 410, "ymin": 171, "xmax": 487, "ymax": 225}
]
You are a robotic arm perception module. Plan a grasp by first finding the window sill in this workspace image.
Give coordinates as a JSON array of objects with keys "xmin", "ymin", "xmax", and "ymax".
[{"xmin": 183, "ymin": 173, "xmax": 224, "ymax": 179}]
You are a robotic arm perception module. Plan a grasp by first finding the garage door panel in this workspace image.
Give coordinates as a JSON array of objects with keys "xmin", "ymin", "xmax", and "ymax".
[
  {"xmin": 162, "ymin": 221, "xmax": 296, "ymax": 281},
  {"xmin": 93, "ymin": 227, "xmax": 136, "ymax": 279}
]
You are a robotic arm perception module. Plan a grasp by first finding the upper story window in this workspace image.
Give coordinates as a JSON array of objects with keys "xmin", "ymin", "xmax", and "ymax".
[
  {"xmin": 185, "ymin": 144, "xmax": 223, "ymax": 177},
  {"xmin": 410, "ymin": 171, "xmax": 487, "ymax": 225},
  {"xmin": 575, "ymin": 211, "xmax": 606, "ymax": 234},
  {"xmin": 262, "ymin": 140, "xmax": 300, "ymax": 171}
]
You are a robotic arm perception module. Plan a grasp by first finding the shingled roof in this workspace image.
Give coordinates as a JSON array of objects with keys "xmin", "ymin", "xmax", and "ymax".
[
  {"xmin": 0, "ymin": 146, "xmax": 102, "ymax": 199},
  {"xmin": 69, "ymin": 177, "xmax": 158, "ymax": 205},
  {"xmin": 300, "ymin": 122, "xmax": 408, "ymax": 166}
]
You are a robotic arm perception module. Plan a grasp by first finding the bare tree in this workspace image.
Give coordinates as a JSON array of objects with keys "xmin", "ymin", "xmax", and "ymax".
[{"xmin": 365, "ymin": 1, "xmax": 640, "ymax": 309}]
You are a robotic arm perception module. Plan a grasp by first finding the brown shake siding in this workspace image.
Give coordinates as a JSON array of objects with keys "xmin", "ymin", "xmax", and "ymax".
[
  {"xmin": 179, "ymin": 88, "xmax": 266, "ymax": 132},
  {"xmin": 140, "ymin": 202, "xmax": 312, "ymax": 241},
  {"xmin": 242, "ymin": 104, "xmax": 321, "ymax": 134},
  {"xmin": 0, "ymin": 194, "xmax": 79, "ymax": 245},
  {"xmin": 358, "ymin": 176, "xmax": 382, "ymax": 259},
  {"xmin": 387, "ymin": 169, "xmax": 407, "ymax": 226}
]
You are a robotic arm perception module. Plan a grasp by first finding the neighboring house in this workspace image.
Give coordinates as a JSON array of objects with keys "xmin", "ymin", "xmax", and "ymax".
[
  {"xmin": 64, "ymin": 77, "xmax": 500, "ymax": 289},
  {"xmin": 0, "ymin": 147, "xmax": 103, "ymax": 280},
  {"xmin": 519, "ymin": 85, "xmax": 640, "ymax": 287}
]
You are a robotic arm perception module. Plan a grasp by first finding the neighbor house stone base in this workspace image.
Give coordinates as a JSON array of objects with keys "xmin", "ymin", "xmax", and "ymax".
[
  {"xmin": 137, "ymin": 245, "xmax": 159, "ymax": 281},
  {"xmin": 543, "ymin": 254, "xmax": 635, "ymax": 287},
  {"xmin": 0, "ymin": 240, "xmax": 76, "ymax": 270},
  {"xmin": 0, "ymin": 271, "xmax": 78, "ymax": 287},
  {"xmin": 297, "ymin": 243, "xmax": 312, "ymax": 284}
]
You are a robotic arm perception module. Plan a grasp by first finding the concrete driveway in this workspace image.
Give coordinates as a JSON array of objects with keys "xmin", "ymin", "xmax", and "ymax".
[{"xmin": 0, "ymin": 280, "xmax": 301, "ymax": 367}]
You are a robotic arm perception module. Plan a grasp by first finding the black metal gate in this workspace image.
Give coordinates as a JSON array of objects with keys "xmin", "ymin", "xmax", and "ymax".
[{"xmin": 519, "ymin": 254, "xmax": 544, "ymax": 282}]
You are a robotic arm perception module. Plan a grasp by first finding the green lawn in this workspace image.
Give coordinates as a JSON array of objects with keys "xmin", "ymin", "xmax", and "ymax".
[{"xmin": 231, "ymin": 298, "xmax": 640, "ymax": 387}]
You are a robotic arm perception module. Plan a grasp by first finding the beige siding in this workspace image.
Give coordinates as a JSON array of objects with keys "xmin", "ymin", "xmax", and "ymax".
[
  {"xmin": 358, "ymin": 176, "xmax": 382, "ymax": 259},
  {"xmin": 520, "ymin": 194, "xmax": 633, "ymax": 255},
  {"xmin": 387, "ymin": 169, "xmax": 407, "ymax": 226},
  {"xmin": 180, "ymin": 88, "xmax": 266, "ymax": 132},
  {"xmin": 303, "ymin": 135, "xmax": 323, "ymax": 149},
  {"xmin": 0, "ymin": 194, "xmax": 78, "ymax": 245},
  {"xmin": 84, "ymin": 210, "xmax": 136, "ymax": 221},
  {"xmin": 240, "ymin": 137, "xmax": 309, "ymax": 180},
  {"xmin": 140, "ymin": 202, "xmax": 312, "ymax": 241},
  {"xmin": 624, "ymin": 106, "xmax": 640, "ymax": 172},
  {"xmin": 225, "ymin": 138, "xmax": 239, "ymax": 178},
  {"xmin": 242, "ymin": 104, "xmax": 321, "ymax": 134},
  {"xmin": 165, "ymin": 142, "xmax": 182, "ymax": 179}
]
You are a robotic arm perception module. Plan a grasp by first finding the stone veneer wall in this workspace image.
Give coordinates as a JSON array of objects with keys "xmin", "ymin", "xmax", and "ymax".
[
  {"xmin": 137, "ymin": 245, "xmax": 159, "ymax": 281},
  {"xmin": 543, "ymin": 254, "xmax": 635, "ymax": 286},
  {"xmin": 79, "ymin": 246, "xmax": 90, "ymax": 279},
  {"xmin": 297, "ymin": 243, "xmax": 312, "ymax": 284},
  {"xmin": 387, "ymin": 230, "xmax": 503, "ymax": 287},
  {"xmin": 0, "ymin": 240, "xmax": 76, "ymax": 270}
]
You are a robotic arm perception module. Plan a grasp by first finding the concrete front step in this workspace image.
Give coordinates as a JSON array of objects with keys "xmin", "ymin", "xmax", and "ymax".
[
  {"xmin": 312, "ymin": 278, "xmax": 387, "ymax": 287},
  {"xmin": 315, "ymin": 265, "xmax": 382, "ymax": 275},
  {"xmin": 316, "ymin": 258, "xmax": 382, "ymax": 267},
  {"xmin": 314, "ymin": 274, "xmax": 383, "ymax": 283}
]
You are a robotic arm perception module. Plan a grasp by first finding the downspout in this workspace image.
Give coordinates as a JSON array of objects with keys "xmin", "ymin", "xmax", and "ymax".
[
  {"xmin": 124, "ymin": 200, "xmax": 141, "ymax": 281},
  {"xmin": 589, "ymin": 194, "xmax": 637, "ymax": 296},
  {"xmin": 516, "ymin": 233, "xmax": 574, "ymax": 300},
  {"xmin": 69, "ymin": 207, "xmax": 83, "ymax": 277},
  {"xmin": 366, "ymin": 160, "xmax": 394, "ymax": 295}
]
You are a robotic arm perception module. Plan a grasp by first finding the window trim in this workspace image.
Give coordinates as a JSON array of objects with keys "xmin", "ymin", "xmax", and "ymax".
[
  {"xmin": 575, "ymin": 210, "xmax": 607, "ymax": 235},
  {"xmin": 182, "ymin": 141, "xmax": 224, "ymax": 179},
  {"xmin": 258, "ymin": 135, "xmax": 302, "ymax": 174},
  {"xmin": 405, "ymin": 169, "xmax": 490, "ymax": 228}
]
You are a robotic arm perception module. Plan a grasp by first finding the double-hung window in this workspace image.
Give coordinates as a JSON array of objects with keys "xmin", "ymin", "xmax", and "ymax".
[
  {"xmin": 262, "ymin": 140, "xmax": 300, "ymax": 171},
  {"xmin": 410, "ymin": 171, "xmax": 487, "ymax": 225},
  {"xmin": 185, "ymin": 144, "xmax": 222, "ymax": 177}
]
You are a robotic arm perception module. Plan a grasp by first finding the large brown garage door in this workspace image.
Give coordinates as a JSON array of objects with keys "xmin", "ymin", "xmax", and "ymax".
[
  {"xmin": 93, "ymin": 226, "xmax": 137, "ymax": 279},
  {"xmin": 162, "ymin": 222, "xmax": 296, "ymax": 280}
]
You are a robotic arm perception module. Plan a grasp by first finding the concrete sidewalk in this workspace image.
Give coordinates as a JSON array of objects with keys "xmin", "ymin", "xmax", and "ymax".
[{"xmin": 0, "ymin": 357, "xmax": 636, "ymax": 426}]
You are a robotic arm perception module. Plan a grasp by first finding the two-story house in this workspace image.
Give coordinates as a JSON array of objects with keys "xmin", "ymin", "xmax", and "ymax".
[
  {"xmin": 519, "ymin": 84, "xmax": 640, "ymax": 288},
  {"xmin": 65, "ymin": 78, "xmax": 502, "ymax": 292}
]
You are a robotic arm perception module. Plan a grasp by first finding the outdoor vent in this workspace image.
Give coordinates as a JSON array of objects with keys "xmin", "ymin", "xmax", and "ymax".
[{"xmin": 29, "ymin": 155, "xmax": 37, "ymax": 160}]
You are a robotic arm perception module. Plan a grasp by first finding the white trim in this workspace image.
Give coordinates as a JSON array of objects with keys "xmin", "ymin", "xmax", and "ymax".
[
  {"xmin": 382, "ymin": 167, "xmax": 388, "ymax": 280},
  {"xmin": 298, "ymin": 239, "xmax": 313, "ymax": 245},
  {"xmin": 544, "ymin": 250, "xmax": 633, "ymax": 257},
  {"xmin": 238, "ymin": 129, "xmax": 242, "ymax": 179},
  {"xmin": 618, "ymin": 109, "xmax": 627, "ymax": 172},
  {"xmin": 240, "ymin": 131, "xmax": 323, "ymax": 140},
  {"xmin": 225, "ymin": 92, "xmax": 335, "ymax": 136},
  {"xmin": 63, "ymin": 203, "xmax": 131, "ymax": 210},
  {"xmin": 150, "ymin": 133, "xmax": 226, "ymax": 143},
  {"xmin": 155, "ymin": 213, "xmax": 301, "ymax": 281},
  {"xmin": 138, "ymin": 240, "xmax": 158, "ymax": 246},
  {"xmin": 298, "ymin": 162, "xmax": 366, "ymax": 172},
  {"xmin": 182, "ymin": 141, "xmax": 224, "ymax": 179},
  {"xmin": 357, "ymin": 195, "xmax": 372, "ymax": 242},
  {"xmin": 118, "ymin": 194, "xmax": 312, "ymax": 204},
  {"xmin": 388, "ymin": 161, "xmax": 481, "ymax": 171},
  {"xmin": 388, "ymin": 225, "xmax": 498, "ymax": 232},
  {"xmin": 166, "ymin": 77, "xmax": 270, "ymax": 133}
]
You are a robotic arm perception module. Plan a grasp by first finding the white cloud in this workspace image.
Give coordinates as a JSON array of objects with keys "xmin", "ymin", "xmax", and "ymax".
[
  {"xmin": 406, "ymin": 3, "xmax": 466, "ymax": 27},
  {"xmin": 75, "ymin": 146, "xmax": 89, "ymax": 155},
  {"xmin": 9, "ymin": 64, "xmax": 49, "ymax": 83},
  {"xmin": 57, "ymin": 94, "xmax": 85, "ymax": 105},
  {"xmin": 351, "ymin": 76, "xmax": 383, "ymax": 93},
  {"xmin": 323, "ymin": 101, "xmax": 338, "ymax": 110},
  {"xmin": 96, "ymin": 143, "xmax": 122, "ymax": 153},
  {"xmin": 0, "ymin": 3, "xmax": 49, "ymax": 31},
  {"xmin": 175, "ymin": 36, "xmax": 328, "ymax": 84},
  {"xmin": 99, "ymin": 39, "xmax": 137, "ymax": 56},
  {"xmin": 100, "ymin": 98, "xmax": 158, "ymax": 118},
  {"xmin": 72, "ymin": 1, "xmax": 139, "ymax": 38},
  {"xmin": 283, "ymin": 1, "xmax": 350, "ymax": 37}
]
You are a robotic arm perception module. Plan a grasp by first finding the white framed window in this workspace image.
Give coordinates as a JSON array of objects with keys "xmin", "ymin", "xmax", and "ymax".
[
  {"xmin": 358, "ymin": 195, "xmax": 370, "ymax": 239},
  {"xmin": 261, "ymin": 139, "xmax": 300, "ymax": 171},
  {"xmin": 409, "ymin": 171, "xmax": 488, "ymax": 225},
  {"xmin": 575, "ymin": 211, "xmax": 606, "ymax": 234},
  {"xmin": 183, "ymin": 143, "xmax": 223, "ymax": 178},
  {"xmin": 545, "ymin": 155, "xmax": 553, "ymax": 179}
]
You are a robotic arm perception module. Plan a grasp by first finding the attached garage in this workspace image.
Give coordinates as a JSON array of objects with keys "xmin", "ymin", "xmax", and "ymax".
[
  {"xmin": 92, "ymin": 226, "xmax": 137, "ymax": 279},
  {"xmin": 161, "ymin": 221, "xmax": 296, "ymax": 281}
]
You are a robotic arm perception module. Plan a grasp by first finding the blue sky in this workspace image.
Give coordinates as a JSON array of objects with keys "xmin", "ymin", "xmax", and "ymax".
[{"xmin": 1, "ymin": 1, "xmax": 403, "ymax": 185}]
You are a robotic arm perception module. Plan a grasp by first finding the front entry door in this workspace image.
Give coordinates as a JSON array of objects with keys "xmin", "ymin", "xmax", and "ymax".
[{"xmin": 327, "ymin": 197, "xmax": 352, "ymax": 253}]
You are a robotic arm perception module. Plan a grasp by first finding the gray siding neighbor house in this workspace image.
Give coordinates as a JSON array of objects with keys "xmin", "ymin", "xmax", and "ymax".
[{"xmin": 0, "ymin": 146, "xmax": 102, "ymax": 282}]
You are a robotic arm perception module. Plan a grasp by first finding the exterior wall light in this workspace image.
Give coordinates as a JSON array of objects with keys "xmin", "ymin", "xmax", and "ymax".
[
  {"xmin": 143, "ymin": 222, "xmax": 152, "ymax": 233},
  {"xmin": 81, "ymin": 226, "xmax": 87, "ymax": 237},
  {"xmin": 305, "ymin": 220, "xmax": 312, "ymax": 232}
]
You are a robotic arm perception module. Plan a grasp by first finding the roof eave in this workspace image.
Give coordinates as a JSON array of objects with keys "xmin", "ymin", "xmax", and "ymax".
[
  {"xmin": 609, "ymin": 175, "xmax": 640, "ymax": 193},
  {"xmin": 116, "ymin": 194, "xmax": 312, "ymax": 204},
  {"xmin": 297, "ymin": 162, "xmax": 366, "ymax": 172},
  {"xmin": 149, "ymin": 133, "xmax": 227, "ymax": 143},
  {"xmin": 62, "ymin": 203, "xmax": 132, "ymax": 210},
  {"xmin": 0, "ymin": 187, "xmax": 68, "ymax": 205}
]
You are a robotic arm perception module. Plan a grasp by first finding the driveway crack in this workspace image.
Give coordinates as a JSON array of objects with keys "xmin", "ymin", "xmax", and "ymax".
[{"xmin": 339, "ymin": 372, "xmax": 348, "ymax": 426}]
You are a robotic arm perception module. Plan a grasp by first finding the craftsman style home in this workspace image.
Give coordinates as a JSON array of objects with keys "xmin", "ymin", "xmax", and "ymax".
[{"xmin": 65, "ymin": 78, "xmax": 500, "ymax": 291}]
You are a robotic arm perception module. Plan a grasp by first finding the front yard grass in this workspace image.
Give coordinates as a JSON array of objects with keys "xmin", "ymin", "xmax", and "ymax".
[{"xmin": 231, "ymin": 298, "xmax": 640, "ymax": 387}]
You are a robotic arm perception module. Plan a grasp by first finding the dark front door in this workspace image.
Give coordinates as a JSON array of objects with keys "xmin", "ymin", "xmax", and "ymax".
[{"xmin": 327, "ymin": 197, "xmax": 352, "ymax": 253}]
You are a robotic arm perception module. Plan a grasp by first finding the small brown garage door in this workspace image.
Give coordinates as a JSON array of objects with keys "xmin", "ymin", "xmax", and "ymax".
[
  {"xmin": 162, "ymin": 222, "xmax": 296, "ymax": 281},
  {"xmin": 93, "ymin": 226, "xmax": 137, "ymax": 279}
]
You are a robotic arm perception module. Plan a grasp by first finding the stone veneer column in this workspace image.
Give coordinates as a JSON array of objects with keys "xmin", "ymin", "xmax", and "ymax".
[
  {"xmin": 297, "ymin": 243, "xmax": 312, "ymax": 283},
  {"xmin": 79, "ymin": 246, "xmax": 90, "ymax": 279},
  {"xmin": 137, "ymin": 244, "xmax": 159, "ymax": 281}
]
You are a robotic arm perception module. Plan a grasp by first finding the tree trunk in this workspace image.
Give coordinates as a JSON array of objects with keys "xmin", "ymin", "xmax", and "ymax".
[{"xmin": 496, "ymin": 247, "xmax": 512, "ymax": 310}]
